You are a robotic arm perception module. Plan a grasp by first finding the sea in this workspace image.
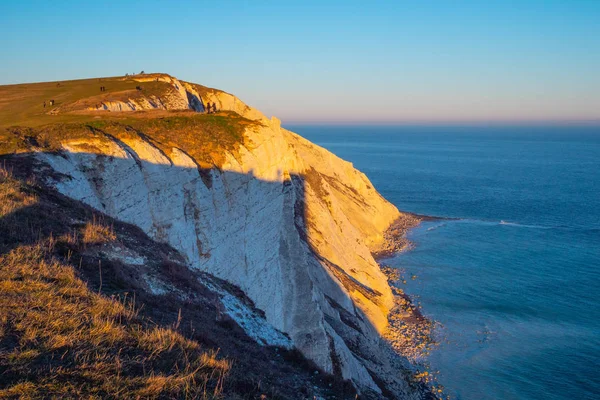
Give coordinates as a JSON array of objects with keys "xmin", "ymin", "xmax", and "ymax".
[{"xmin": 287, "ymin": 125, "xmax": 600, "ymax": 400}]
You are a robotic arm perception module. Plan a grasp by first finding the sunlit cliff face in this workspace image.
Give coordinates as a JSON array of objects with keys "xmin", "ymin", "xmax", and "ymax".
[{"xmin": 0, "ymin": 74, "xmax": 425, "ymax": 397}]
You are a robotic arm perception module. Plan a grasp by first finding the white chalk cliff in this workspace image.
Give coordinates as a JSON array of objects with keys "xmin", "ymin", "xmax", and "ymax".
[{"xmin": 34, "ymin": 75, "xmax": 424, "ymax": 397}]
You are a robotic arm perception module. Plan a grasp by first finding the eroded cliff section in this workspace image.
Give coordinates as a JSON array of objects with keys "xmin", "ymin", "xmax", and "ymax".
[{"xmin": 9, "ymin": 74, "xmax": 428, "ymax": 398}]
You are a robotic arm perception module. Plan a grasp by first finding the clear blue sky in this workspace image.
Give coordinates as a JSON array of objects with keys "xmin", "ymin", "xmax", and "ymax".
[{"xmin": 1, "ymin": 0, "xmax": 599, "ymax": 123}]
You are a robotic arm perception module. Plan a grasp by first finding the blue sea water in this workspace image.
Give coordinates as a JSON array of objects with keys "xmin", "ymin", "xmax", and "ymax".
[{"xmin": 287, "ymin": 125, "xmax": 600, "ymax": 400}]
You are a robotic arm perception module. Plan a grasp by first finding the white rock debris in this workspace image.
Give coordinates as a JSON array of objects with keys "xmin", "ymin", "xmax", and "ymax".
[{"xmin": 202, "ymin": 279, "xmax": 293, "ymax": 349}]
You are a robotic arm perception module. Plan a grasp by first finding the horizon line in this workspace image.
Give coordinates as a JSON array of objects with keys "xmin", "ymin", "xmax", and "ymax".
[{"xmin": 281, "ymin": 119, "xmax": 600, "ymax": 127}]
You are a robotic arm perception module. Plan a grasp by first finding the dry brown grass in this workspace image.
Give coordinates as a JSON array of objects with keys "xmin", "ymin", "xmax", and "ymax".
[
  {"xmin": 82, "ymin": 216, "xmax": 117, "ymax": 246},
  {"xmin": 0, "ymin": 111, "xmax": 261, "ymax": 171},
  {"xmin": 0, "ymin": 164, "xmax": 37, "ymax": 216},
  {"xmin": 0, "ymin": 170, "xmax": 231, "ymax": 399}
]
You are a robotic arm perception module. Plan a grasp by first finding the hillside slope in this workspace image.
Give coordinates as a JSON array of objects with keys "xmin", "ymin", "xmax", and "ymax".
[
  {"xmin": 0, "ymin": 73, "xmax": 431, "ymax": 398},
  {"xmin": 0, "ymin": 166, "xmax": 356, "ymax": 399}
]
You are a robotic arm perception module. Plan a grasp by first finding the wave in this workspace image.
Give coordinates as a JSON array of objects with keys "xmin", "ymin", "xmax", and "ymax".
[
  {"xmin": 427, "ymin": 223, "xmax": 446, "ymax": 231},
  {"xmin": 498, "ymin": 220, "xmax": 550, "ymax": 229},
  {"xmin": 452, "ymin": 218, "xmax": 552, "ymax": 230},
  {"xmin": 421, "ymin": 216, "xmax": 598, "ymax": 233}
]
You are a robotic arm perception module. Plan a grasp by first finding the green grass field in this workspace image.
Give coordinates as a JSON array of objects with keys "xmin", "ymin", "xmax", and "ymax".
[{"xmin": 0, "ymin": 74, "xmax": 174, "ymax": 127}]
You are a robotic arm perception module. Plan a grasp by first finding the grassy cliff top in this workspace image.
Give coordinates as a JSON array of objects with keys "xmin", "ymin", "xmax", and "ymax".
[
  {"xmin": 0, "ymin": 74, "xmax": 263, "ymax": 167},
  {"xmin": 0, "ymin": 112, "xmax": 260, "ymax": 168},
  {"xmin": 0, "ymin": 73, "xmax": 223, "ymax": 128}
]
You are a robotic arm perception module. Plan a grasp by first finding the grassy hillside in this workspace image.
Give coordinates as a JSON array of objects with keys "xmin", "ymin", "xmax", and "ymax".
[
  {"xmin": 0, "ymin": 73, "xmax": 226, "ymax": 128},
  {"xmin": 0, "ymin": 75, "xmax": 162, "ymax": 127},
  {"xmin": 0, "ymin": 73, "xmax": 263, "ymax": 169},
  {"xmin": 0, "ymin": 158, "xmax": 357, "ymax": 399},
  {"xmin": 0, "ymin": 111, "xmax": 259, "ymax": 169},
  {"xmin": 0, "ymin": 167, "xmax": 230, "ymax": 398}
]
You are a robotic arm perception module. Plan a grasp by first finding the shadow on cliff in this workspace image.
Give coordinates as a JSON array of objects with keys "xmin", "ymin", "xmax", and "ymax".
[
  {"xmin": 0, "ymin": 154, "xmax": 367, "ymax": 399},
  {"xmin": 0, "ymin": 150, "xmax": 432, "ymax": 399}
]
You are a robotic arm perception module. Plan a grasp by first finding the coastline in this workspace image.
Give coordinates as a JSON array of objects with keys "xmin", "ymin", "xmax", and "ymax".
[
  {"xmin": 372, "ymin": 213, "xmax": 422, "ymax": 259},
  {"xmin": 293, "ymin": 125, "xmax": 600, "ymax": 400},
  {"xmin": 372, "ymin": 212, "xmax": 453, "ymax": 259},
  {"xmin": 374, "ymin": 212, "xmax": 444, "ymax": 396}
]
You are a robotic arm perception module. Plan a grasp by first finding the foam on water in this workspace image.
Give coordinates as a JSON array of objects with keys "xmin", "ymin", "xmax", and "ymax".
[{"xmin": 498, "ymin": 220, "xmax": 549, "ymax": 229}]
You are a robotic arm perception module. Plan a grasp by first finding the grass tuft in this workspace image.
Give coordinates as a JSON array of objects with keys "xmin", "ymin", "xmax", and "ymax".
[{"xmin": 82, "ymin": 216, "xmax": 117, "ymax": 246}]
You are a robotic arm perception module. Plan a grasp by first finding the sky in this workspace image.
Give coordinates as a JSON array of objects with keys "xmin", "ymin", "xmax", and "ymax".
[{"xmin": 1, "ymin": 0, "xmax": 599, "ymax": 124}]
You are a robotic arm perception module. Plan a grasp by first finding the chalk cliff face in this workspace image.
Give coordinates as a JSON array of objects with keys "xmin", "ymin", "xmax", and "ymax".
[{"xmin": 32, "ymin": 76, "xmax": 421, "ymax": 397}]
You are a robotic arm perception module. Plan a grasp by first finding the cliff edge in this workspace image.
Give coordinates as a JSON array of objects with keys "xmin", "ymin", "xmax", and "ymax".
[{"xmin": 0, "ymin": 73, "xmax": 429, "ymax": 398}]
